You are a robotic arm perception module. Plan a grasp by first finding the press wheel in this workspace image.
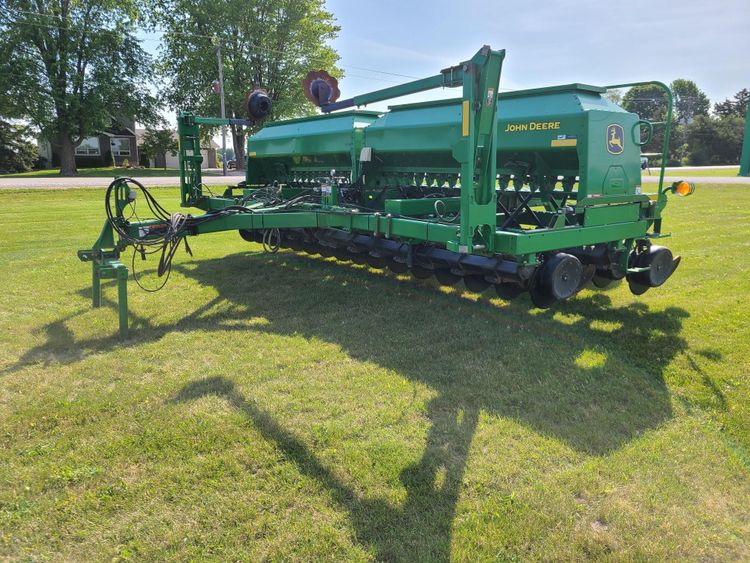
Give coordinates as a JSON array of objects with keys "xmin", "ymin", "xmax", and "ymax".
[
  {"xmin": 463, "ymin": 274, "xmax": 490, "ymax": 293},
  {"xmin": 434, "ymin": 268, "xmax": 461, "ymax": 286},
  {"xmin": 494, "ymin": 283, "xmax": 523, "ymax": 300},
  {"xmin": 410, "ymin": 265, "xmax": 433, "ymax": 279}
]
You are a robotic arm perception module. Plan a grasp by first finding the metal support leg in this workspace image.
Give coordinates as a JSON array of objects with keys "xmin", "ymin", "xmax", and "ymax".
[
  {"xmin": 117, "ymin": 266, "xmax": 129, "ymax": 339},
  {"xmin": 92, "ymin": 265, "xmax": 101, "ymax": 308}
]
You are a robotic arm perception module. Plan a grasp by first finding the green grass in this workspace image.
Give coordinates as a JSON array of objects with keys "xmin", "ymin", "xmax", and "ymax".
[
  {"xmin": 0, "ymin": 185, "xmax": 748, "ymax": 560},
  {"xmin": 645, "ymin": 166, "xmax": 741, "ymax": 177},
  {"xmin": 1, "ymin": 167, "xmax": 181, "ymax": 178}
]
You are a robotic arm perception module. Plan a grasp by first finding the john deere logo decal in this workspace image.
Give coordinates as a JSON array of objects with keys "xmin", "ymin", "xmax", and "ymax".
[{"xmin": 607, "ymin": 124, "xmax": 624, "ymax": 155}]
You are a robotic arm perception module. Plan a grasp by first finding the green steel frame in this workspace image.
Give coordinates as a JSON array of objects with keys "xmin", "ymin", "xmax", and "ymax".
[
  {"xmin": 740, "ymin": 98, "xmax": 750, "ymax": 177},
  {"xmin": 78, "ymin": 46, "xmax": 685, "ymax": 337}
]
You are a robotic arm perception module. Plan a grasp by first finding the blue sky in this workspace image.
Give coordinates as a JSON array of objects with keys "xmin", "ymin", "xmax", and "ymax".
[
  {"xmin": 325, "ymin": 0, "xmax": 749, "ymax": 109},
  {"xmin": 141, "ymin": 0, "xmax": 749, "ymax": 120}
]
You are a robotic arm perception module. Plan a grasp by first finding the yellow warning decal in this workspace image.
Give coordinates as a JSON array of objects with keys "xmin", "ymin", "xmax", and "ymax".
[
  {"xmin": 248, "ymin": 151, "xmax": 257, "ymax": 157},
  {"xmin": 551, "ymin": 139, "xmax": 577, "ymax": 147},
  {"xmin": 462, "ymin": 100, "xmax": 469, "ymax": 136}
]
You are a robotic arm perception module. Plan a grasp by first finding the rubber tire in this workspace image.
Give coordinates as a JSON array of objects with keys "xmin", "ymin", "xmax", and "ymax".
[
  {"xmin": 349, "ymin": 251, "xmax": 367, "ymax": 265},
  {"xmin": 463, "ymin": 274, "xmax": 490, "ymax": 293},
  {"xmin": 301, "ymin": 241, "xmax": 319, "ymax": 256},
  {"xmin": 387, "ymin": 259, "xmax": 409, "ymax": 274},
  {"xmin": 434, "ymin": 268, "xmax": 461, "ymax": 286},
  {"xmin": 529, "ymin": 272, "xmax": 558, "ymax": 309},
  {"xmin": 494, "ymin": 283, "xmax": 523, "ymax": 300},
  {"xmin": 333, "ymin": 247, "xmax": 351, "ymax": 262},
  {"xmin": 410, "ymin": 265, "xmax": 433, "ymax": 280},
  {"xmin": 288, "ymin": 238, "xmax": 304, "ymax": 252},
  {"xmin": 540, "ymin": 253, "xmax": 583, "ymax": 300},
  {"xmin": 366, "ymin": 254, "xmax": 388, "ymax": 269}
]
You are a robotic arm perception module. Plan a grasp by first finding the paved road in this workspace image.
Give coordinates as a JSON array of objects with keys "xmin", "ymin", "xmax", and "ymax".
[{"xmin": 2, "ymin": 173, "xmax": 749, "ymax": 189}]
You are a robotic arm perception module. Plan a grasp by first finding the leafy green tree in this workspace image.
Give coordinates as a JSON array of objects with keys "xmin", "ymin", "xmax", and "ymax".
[
  {"xmin": 0, "ymin": 1, "xmax": 159, "ymax": 175},
  {"xmin": 0, "ymin": 119, "xmax": 38, "ymax": 173},
  {"xmin": 685, "ymin": 115, "xmax": 744, "ymax": 165},
  {"xmin": 622, "ymin": 85, "xmax": 669, "ymax": 122},
  {"xmin": 140, "ymin": 128, "xmax": 178, "ymax": 169},
  {"xmin": 714, "ymin": 89, "xmax": 749, "ymax": 118},
  {"xmin": 670, "ymin": 79, "xmax": 709, "ymax": 125},
  {"xmin": 604, "ymin": 89, "xmax": 623, "ymax": 106},
  {"xmin": 622, "ymin": 85, "xmax": 671, "ymax": 156},
  {"xmin": 151, "ymin": 0, "xmax": 341, "ymax": 170},
  {"xmin": 623, "ymin": 81, "xmax": 709, "ymax": 163}
]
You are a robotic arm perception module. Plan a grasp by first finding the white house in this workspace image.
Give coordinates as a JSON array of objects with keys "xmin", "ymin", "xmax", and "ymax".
[{"xmin": 135, "ymin": 129, "xmax": 218, "ymax": 169}]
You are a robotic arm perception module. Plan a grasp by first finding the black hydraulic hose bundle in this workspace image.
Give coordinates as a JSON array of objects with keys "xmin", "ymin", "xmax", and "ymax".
[{"xmin": 105, "ymin": 178, "xmax": 256, "ymax": 292}]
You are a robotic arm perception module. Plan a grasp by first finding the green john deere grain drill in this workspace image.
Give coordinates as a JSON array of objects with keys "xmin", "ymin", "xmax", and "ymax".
[{"xmin": 79, "ymin": 46, "xmax": 694, "ymax": 336}]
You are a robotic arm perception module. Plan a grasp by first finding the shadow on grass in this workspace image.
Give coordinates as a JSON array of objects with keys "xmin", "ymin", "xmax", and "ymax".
[
  {"xmin": 6, "ymin": 249, "xmax": 699, "ymax": 453},
  {"xmin": 179, "ymin": 251, "xmax": 694, "ymax": 452},
  {"xmin": 173, "ymin": 376, "xmax": 476, "ymax": 561},
  {"xmin": 6, "ymin": 248, "xmax": 705, "ymax": 560}
]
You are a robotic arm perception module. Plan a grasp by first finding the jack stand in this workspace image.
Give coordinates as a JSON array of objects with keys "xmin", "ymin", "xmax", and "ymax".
[{"xmin": 78, "ymin": 220, "xmax": 129, "ymax": 338}]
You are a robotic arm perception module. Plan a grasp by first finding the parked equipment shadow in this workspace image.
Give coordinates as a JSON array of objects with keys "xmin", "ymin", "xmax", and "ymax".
[
  {"xmin": 8, "ymin": 248, "xmax": 696, "ymax": 561},
  {"xmin": 174, "ymin": 376, "xmax": 475, "ymax": 561},
  {"xmin": 172, "ymin": 250, "xmax": 689, "ymax": 560},
  {"xmin": 171, "ymin": 251, "xmax": 690, "ymax": 453}
]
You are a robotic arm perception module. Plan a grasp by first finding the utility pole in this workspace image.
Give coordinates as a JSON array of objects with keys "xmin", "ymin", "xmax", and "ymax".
[
  {"xmin": 740, "ymin": 96, "xmax": 750, "ymax": 177},
  {"xmin": 215, "ymin": 41, "xmax": 227, "ymax": 176}
]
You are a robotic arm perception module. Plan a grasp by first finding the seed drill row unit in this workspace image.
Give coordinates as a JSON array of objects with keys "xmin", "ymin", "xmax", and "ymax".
[{"xmin": 79, "ymin": 46, "xmax": 694, "ymax": 336}]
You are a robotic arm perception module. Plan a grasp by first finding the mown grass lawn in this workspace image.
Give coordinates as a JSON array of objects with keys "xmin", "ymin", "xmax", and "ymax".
[{"xmin": 0, "ymin": 184, "xmax": 748, "ymax": 560}]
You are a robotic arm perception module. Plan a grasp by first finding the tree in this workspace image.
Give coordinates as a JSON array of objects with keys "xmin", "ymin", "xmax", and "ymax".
[
  {"xmin": 622, "ymin": 81, "xmax": 709, "ymax": 164},
  {"xmin": 622, "ymin": 85, "xmax": 671, "ymax": 157},
  {"xmin": 604, "ymin": 89, "xmax": 623, "ymax": 106},
  {"xmin": 152, "ymin": 0, "xmax": 341, "ymax": 170},
  {"xmin": 670, "ymin": 79, "xmax": 709, "ymax": 125},
  {"xmin": 0, "ymin": 1, "xmax": 159, "ymax": 175},
  {"xmin": 0, "ymin": 119, "xmax": 38, "ymax": 173},
  {"xmin": 140, "ymin": 128, "xmax": 178, "ymax": 169},
  {"xmin": 622, "ymin": 84, "xmax": 669, "ymax": 122},
  {"xmin": 714, "ymin": 88, "xmax": 749, "ymax": 118},
  {"xmin": 685, "ymin": 115, "xmax": 744, "ymax": 165}
]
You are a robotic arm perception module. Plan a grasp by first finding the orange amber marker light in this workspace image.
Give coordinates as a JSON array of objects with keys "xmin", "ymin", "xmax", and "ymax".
[{"xmin": 673, "ymin": 180, "xmax": 695, "ymax": 196}]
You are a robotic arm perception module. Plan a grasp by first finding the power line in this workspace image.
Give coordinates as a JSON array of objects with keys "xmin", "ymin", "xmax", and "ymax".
[
  {"xmin": 3, "ymin": 9, "xmax": 425, "ymax": 84},
  {"xmin": 5, "ymin": 7, "xmax": 520, "ymax": 94}
]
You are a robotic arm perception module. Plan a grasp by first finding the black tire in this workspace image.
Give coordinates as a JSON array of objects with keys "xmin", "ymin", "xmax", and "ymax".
[
  {"xmin": 301, "ymin": 241, "xmax": 319, "ymax": 256},
  {"xmin": 349, "ymin": 251, "xmax": 367, "ymax": 265},
  {"xmin": 387, "ymin": 259, "xmax": 409, "ymax": 274},
  {"xmin": 463, "ymin": 274, "xmax": 490, "ymax": 293},
  {"xmin": 541, "ymin": 253, "xmax": 583, "ymax": 300},
  {"xmin": 529, "ymin": 272, "xmax": 558, "ymax": 308},
  {"xmin": 410, "ymin": 265, "xmax": 433, "ymax": 279},
  {"xmin": 494, "ymin": 282, "xmax": 523, "ymax": 300},
  {"xmin": 366, "ymin": 254, "xmax": 388, "ymax": 269},
  {"xmin": 434, "ymin": 268, "xmax": 461, "ymax": 286},
  {"xmin": 239, "ymin": 229, "xmax": 255, "ymax": 242},
  {"xmin": 333, "ymin": 247, "xmax": 351, "ymax": 262},
  {"xmin": 592, "ymin": 274, "xmax": 613, "ymax": 288}
]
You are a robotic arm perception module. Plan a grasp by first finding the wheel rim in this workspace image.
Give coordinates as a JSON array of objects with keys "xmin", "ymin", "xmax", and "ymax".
[{"xmin": 547, "ymin": 255, "xmax": 582, "ymax": 300}]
